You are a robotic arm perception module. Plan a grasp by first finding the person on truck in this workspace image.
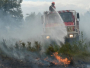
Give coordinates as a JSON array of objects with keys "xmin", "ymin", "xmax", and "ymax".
[{"xmin": 49, "ymin": 2, "xmax": 56, "ymax": 12}]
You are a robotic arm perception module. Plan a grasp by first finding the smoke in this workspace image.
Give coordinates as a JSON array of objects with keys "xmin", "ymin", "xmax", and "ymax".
[
  {"xmin": 0, "ymin": 7, "xmax": 67, "ymax": 67},
  {"xmin": 80, "ymin": 11, "xmax": 90, "ymax": 41}
]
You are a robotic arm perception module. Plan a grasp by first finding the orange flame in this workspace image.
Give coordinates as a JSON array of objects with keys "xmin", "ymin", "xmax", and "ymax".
[{"xmin": 53, "ymin": 52, "xmax": 70, "ymax": 65}]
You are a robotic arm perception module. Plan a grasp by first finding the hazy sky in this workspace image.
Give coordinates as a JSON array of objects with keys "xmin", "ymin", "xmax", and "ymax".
[{"xmin": 21, "ymin": 0, "xmax": 90, "ymax": 17}]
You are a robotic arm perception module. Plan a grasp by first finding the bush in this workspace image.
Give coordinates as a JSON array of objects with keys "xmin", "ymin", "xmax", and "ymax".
[
  {"xmin": 27, "ymin": 41, "xmax": 41, "ymax": 52},
  {"xmin": 45, "ymin": 32, "xmax": 90, "ymax": 60}
]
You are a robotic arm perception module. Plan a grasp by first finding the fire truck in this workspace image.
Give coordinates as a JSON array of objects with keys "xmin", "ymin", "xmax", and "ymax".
[{"xmin": 42, "ymin": 10, "xmax": 80, "ymax": 43}]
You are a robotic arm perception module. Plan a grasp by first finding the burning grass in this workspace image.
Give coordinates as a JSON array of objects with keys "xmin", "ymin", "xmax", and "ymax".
[
  {"xmin": 52, "ymin": 52, "xmax": 71, "ymax": 65},
  {"xmin": 0, "ymin": 32, "xmax": 90, "ymax": 66}
]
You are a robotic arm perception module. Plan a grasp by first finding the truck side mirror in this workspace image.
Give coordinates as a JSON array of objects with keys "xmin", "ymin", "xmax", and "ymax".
[
  {"xmin": 77, "ymin": 13, "xmax": 79, "ymax": 19},
  {"xmin": 77, "ymin": 13, "xmax": 80, "ymax": 21}
]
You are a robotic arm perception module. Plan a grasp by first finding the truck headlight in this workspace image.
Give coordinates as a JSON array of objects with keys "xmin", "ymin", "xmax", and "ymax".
[
  {"xmin": 69, "ymin": 34, "xmax": 73, "ymax": 38},
  {"xmin": 46, "ymin": 36, "xmax": 50, "ymax": 39}
]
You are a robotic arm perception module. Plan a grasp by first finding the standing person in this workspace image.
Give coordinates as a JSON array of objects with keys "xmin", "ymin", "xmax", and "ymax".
[{"xmin": 49, "ymin": 2, "xmax": 56, "ymax": 12}]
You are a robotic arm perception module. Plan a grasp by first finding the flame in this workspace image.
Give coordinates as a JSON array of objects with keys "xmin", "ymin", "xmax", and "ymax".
[{"xmin": 53, "ymin": 52, "xmax": 70, "ymax": 65}]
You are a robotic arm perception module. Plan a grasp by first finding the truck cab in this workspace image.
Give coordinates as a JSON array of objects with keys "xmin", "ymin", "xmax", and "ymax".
[
  {"xmin": 42, "ymin": 10, "xmax": 80, "ymax": 43},
  {"xmin": 58, "ymin": 10, "xmax": 80, "ymax": 39}
]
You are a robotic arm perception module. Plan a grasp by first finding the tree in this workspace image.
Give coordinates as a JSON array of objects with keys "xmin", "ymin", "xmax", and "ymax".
[
  {"xmin": 25, "ymin": 12, "xmax": 42, "ymax": 23},
  {"xmin": 0, "ymin": 0, "xmax": 23, "ymax": 26},
  {"xmin": 25, "ymin": 12, "xmax": 36, "ymax": 23}
]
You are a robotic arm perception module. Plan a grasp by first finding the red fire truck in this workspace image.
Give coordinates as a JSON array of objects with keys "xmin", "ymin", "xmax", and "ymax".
[{"xmin": 42, "ymin": 10, "xmax": 80, "ymax": 42}]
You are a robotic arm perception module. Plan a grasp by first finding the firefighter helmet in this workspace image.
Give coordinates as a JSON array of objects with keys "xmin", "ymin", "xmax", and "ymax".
[{"xmin": 52, "ymin": 2, "xmax": 55, "ymax": 5}]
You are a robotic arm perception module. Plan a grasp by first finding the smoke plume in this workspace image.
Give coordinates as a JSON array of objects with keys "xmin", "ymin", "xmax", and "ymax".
[{"xmin": 0, "ymin": 8, "xmax": 67, "ymax": 66}]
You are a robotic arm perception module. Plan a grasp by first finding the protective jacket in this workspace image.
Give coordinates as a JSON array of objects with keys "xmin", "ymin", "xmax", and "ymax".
[{"xmin": 49, "ymin": 5, "xmax": 56, "ymax": 12}]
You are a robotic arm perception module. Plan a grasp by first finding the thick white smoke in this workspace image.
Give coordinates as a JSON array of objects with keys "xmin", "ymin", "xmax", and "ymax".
[
  {"xmin": 80, "ymin": 11, "xmax": 90, "ymax": 41},
  {"xmin": 0, "ymin": 7, "xmax": 67, "ymax": 66}
]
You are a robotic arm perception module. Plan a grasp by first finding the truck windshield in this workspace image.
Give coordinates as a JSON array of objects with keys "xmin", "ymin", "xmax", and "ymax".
[{"xmin": 59, "ymin": 12, "xmax": 73, "ymax": 22}]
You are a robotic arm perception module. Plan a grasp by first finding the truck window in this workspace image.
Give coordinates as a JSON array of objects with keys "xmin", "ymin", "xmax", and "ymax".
[{"xmin": 59, "ymin": 12, "xmax": 73, "ymax": 22}]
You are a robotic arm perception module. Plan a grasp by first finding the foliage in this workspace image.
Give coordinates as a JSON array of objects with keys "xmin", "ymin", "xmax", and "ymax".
[
  {"xmin": 26, "ymin": 41, "xmax": 41, "ymax": 52},
  {"xmin": 0, "ymin": 32, "xmax": 90, "ymax": 62},
  {"xmin": 13, "ymin": 32, "xmax": 90, "ymax": 60},
  {"xmin": 0, "ymin": 0, "xmax": 23, "ymax": 26},
  {"xmin": 25, "ymin": 12, "xmax": 42, "ymax": 23},
  {"xmin": 45, "ymin": 32, "xmax": 90, "ymax": 60}
]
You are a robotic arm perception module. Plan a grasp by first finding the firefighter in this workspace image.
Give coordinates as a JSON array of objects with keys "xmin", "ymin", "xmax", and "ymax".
[{"xmin": 49, "ymin": 2, "xmax": 56, "ymax": 12}]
